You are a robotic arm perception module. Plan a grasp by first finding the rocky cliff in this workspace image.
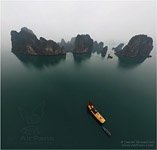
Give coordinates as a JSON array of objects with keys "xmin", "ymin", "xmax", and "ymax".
[
  {"xmin": 59, "ymin": 37, "xmax": 75, "ymax": 52},
  {"xmin": 115, "ymin": 35, "xmax": 153, "ymax": 58},
  {"xmin": 101, "ymin": 46, "xmax": 108, "ymax": 57},
  {"xmin": 92, "ymin": 41, "xmax": 108, "ymax": 56},
  {"xmin": 73, "ymin": 34, "xmax": 93, "ymax": 54},
  {"xmin": 59, "ymin": 36, "xmax": 107, "ymax": 55},
  {"xmin": 92, "ymin": 41, "xmax": 104, "ymax": 54},
  {"xmin": 112, "ymin": 43, "xmax": 124, "ymax": 52},
  {"xmin": 11, "ymin": 28, "xmax": 153, "ymax": 58},
  {"xmin": 11, "ymin": 27, "xmax": 65, "ymax": 55}
]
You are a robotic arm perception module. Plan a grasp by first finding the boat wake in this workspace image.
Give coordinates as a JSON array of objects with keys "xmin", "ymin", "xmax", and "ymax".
[{"xmin": 101, "ymin": 126, "xmax": 111, "ymax": 137}]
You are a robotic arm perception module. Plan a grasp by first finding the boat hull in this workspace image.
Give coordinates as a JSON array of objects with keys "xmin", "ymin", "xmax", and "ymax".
[{"xmin": 87, "ymin": 103, "xmax": 106, "ymax": 124}]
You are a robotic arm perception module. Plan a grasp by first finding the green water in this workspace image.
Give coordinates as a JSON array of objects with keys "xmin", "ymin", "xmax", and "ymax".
[{"xmin": 2, "ymin": 44, "xmax": 156, "ymax": 149}]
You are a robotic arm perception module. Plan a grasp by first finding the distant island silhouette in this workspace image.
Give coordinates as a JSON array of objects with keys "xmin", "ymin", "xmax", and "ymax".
[
  {"xmin": 11, "ymin": 27, "xmax": 153, "ymax": 63},
  {"xmin": 11, "ymin": 27, "xmax": 108, "ymax": 57}
]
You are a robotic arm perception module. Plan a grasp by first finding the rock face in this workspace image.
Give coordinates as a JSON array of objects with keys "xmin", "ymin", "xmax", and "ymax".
[
  {"xmin": 59, "ymin": 36, "xmax": 107, "ymax": 55},
  {"xmin": 92, "ymin": 41, "xmax": 108, "ymax": 56},
  {"xmin": 112, "ymin": 43, "xmax": 124, "ymax": 52},
  {"xmin": 73, "ymin": 34, "xmax": 93, "ymax": 54},
  {"xmin": 115, "ymin": 35, "xmax": 153, "ymax": 58},
  {"xmin": 11, "ymin": 27, "xmax": 65, "ymax": 55},
  {"xmin": 101, "ymin": 46, "xmax": 108, "ymax": 57},
  {"xmin": 59, "ymin": 37, "xmax": 75, "ymax": 52},
  {"xmin": 92, "ymin": 41, "xmax": 103, "ymax": 54}
]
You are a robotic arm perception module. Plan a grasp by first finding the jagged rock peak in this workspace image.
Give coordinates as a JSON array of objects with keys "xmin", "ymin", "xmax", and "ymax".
[
  {"xmin": 74, "ymin": 34, "xmax": 93, "ymax": 54},
  {"xmin": 11, "ymin": 27, "xmax": 65, "ymax": 56},
  {"xmin": 115, "ymin": 34, "xmax": 153, "ymax": 58}
]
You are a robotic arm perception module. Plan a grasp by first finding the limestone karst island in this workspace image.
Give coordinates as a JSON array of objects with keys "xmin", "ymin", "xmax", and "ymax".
[{"xmin": 11, "ymin": 27, "xmax": 153, "ymax": 60}]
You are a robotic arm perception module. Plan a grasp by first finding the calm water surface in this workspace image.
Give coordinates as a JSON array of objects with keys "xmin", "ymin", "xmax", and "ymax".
[{"xmin": 2, "ymin": 42, "xmax": 156, "ymax": 149}]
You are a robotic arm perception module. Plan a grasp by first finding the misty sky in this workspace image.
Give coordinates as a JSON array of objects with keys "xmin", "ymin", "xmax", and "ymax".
[{"xmin": 1, "ymin": 0, "xmax": 156, "ymax": 43}]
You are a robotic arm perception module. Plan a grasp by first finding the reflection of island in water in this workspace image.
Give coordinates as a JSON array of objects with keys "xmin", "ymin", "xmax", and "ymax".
[
  {"xmin": 15, "ymin": 54, "xmax": 66, "ymax": 69},
  {"xmin": 15, "ymin": 53, "xmax": 96, "ymax": 69},
  {"xmin": 73, "ymin": 53, "xmax": 91, "ymax": 64},
  {"xmin": 117, "ymin": 56, "xmax": 149, "ymax": 69}
]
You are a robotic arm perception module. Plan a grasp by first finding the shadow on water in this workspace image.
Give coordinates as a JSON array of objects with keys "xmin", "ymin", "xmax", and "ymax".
[
  {"xmin": 117, "ymin": 56, "xmax": 148, "ymax": 69},
  {"xmin": 14, "ymin": 53, "xmax": 66, "ymax": 70},
  {"xmin": 73, "ymin": 53, "xmax": 91, "ymax": 64}
]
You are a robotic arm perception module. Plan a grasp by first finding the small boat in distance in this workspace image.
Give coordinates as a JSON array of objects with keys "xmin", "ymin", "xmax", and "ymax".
[
  {"xmin": 107, "ymin": 54, "xmax": 113, "ymax": 59},
  {"xmin": 87, "ymin": 101, "xmax": 106, "ymax": 124}
]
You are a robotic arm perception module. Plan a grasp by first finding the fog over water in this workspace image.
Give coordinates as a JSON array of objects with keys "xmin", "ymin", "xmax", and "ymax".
[
  {"xmin": 1, "ymin": 1, "xmax": 156, "ymax": 149},
  {"xmin": 1, "ymin": 1, "xmax": 156, "ymax": 45}
]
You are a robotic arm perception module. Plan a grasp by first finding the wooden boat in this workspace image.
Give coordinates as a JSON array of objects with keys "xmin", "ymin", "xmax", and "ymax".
[
  {"xmin": 87, "ymin": 101, "xmax": 106, "ymax": 124},
  {"xmin": 87, "ymin": 101, "xmax": 111, "ymax": 136}
]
